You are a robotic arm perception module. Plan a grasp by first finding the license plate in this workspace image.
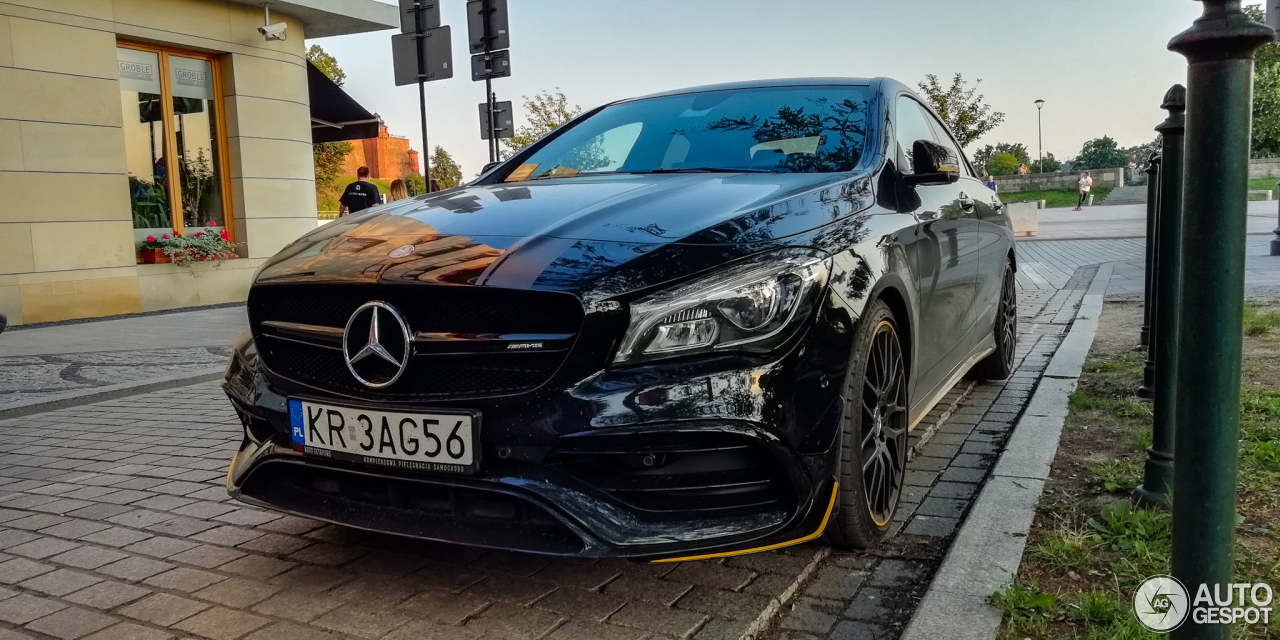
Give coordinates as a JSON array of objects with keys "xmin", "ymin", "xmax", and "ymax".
[{"xmin": 288, "ymin": 400, "xmax": 478, "ymax": 474}]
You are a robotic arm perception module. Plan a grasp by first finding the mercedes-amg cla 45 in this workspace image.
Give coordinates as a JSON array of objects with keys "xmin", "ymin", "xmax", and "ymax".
[{"xmin": 223, "ymin": 77, "xmax": 1016, "ymax": 561}]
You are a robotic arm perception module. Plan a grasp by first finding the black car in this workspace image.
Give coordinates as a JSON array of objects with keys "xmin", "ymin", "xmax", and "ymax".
[{"xmin": 223, "ymin": 77, "xmax": 1016, "ymax": 561}]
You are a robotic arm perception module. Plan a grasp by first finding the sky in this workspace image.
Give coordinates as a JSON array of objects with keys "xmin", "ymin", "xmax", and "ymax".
[{"xmin": 309, "ymin": 0, "xmax": 1207, "ymax": 177}]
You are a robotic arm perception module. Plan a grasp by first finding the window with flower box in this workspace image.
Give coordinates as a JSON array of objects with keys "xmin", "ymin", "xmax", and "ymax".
[{"xmin": 117, "ymin": 41, "xmax": 235, "ymax": 264}]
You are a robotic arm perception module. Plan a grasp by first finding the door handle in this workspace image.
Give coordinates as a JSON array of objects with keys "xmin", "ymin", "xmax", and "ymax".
[{"xmin": 959, "ymin": 194, "xmax": 975, "ymax": 211}]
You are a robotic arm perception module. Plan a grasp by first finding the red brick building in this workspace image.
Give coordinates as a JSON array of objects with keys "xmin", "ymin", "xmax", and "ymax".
[{"xmin": 341, "ymin": 118, "xmax": 420, "ymax": 180}]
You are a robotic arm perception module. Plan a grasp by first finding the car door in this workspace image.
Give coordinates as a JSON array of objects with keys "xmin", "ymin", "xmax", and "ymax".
[
  {"xmin": 924, "ymin": 113, "xmax": 989, "ymax": 355},
  {"xmin": 894, "ymin": 96, "xmax": 980, "ymax": 400}
]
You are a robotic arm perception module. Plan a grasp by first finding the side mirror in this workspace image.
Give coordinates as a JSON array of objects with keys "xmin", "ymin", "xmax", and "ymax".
[
  {"xmin": 904, "ymin": 139, "xmax": 961, "ymax": 187},
  {"xmin": 481, "ymin": 161, "xmax": 503, "ymax": 175}
]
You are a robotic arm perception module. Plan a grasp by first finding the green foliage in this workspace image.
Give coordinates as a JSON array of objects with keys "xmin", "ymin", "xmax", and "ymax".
[
  {"xmin": 1071, "ymin": 136, "xmax": 1130, "ymax": 170},
  {"xmin": 990, "ymin": 582, "xmax": 1057, "ymax": 637},
  {"xmin": 1030, "ymin": 152, "xmax": 1061, "ymax": 173},
  {"xmin": 500, "ymin": 89, "xmax": 582, "ymax": 158},
  {"xmin": 986, "ymin": 152, "xmax": 1021, "ymax": 176},
  {"xmin": 429, "ymin": 146, "xmax": 463, "ymax": 189},
  {"xmin": 1245, "ymin": 5, "xmax": 1280, "ymax": 158},
  {"xmin": 973, "ymin": 143, "xmax": 1031, "ymax": 174},
  {"xmin": 1243, "ymin": 305, "xmax": 1280, "ymax": 336},
  {"xmin": 154, "ymin": 226, "xmax": 240, "ymax": 275},
  {"xmin": 128, "ymin": 176, "xmax": 170, "ymax": 229},
  {"xmin": 917, "ymin": 73, "xmax": 1005, "ymax": 147},
  {"xmin": 1029, "ymin": 527, "xmax": 1092, "ymax": 570},
  {"xmin": 313, "ymin": 141, "xmax": 353, "ymax": 186},
  {"xmin": 306, "ymin": 45, "xmax": 345, "ymax": 86},
  {"xmin": 1085, "ymin": 458, "xmax": 1143, "ymax": 493},
  {"xmin": 1121, "ymin": 137, "xmax": 1161, "ymax": 167},
  {"xmin": 1086, "ymin": 501, "xmax": 1171, "ymax": 563},
  {"xmin": 404, "ymin": 174, "xmax": 426, "ymax": 196}
]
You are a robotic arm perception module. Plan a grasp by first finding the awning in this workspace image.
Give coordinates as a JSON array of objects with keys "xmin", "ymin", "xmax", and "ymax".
[{"xmin": 308, "ymin": 61, "xmax": 380, "ymax": 143}]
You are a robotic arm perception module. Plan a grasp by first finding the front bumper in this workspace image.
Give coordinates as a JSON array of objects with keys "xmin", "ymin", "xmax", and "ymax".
[{"xmin": 222, "ymin": 299, "xmax": 853, "ymax": 559}]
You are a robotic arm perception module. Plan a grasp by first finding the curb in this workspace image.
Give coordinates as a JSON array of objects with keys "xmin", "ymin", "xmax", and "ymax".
[
  {"xmin": 898, "ymin": 262, "xmax": 1113, "ymax": 640},
  {"xmin": 0, "ymin": 366, "xmax": 225, "ymax": 421}
]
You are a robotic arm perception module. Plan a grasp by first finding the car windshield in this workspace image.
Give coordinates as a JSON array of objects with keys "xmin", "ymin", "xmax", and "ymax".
[{"xmin": 504, "ymin": 85, "xmax": 873, "ymax": 181}]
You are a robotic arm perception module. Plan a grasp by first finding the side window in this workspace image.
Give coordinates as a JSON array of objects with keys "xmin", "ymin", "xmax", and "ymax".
[
  {"xmin": 894, "ymin": 97, "xmax": 937, "ymax": 174},
  {"xmin": 924, "ymin": 114, "xmax": 975, "ymax": 178}
]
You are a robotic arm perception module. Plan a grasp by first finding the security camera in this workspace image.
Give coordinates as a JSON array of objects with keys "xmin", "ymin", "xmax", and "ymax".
[{"xmin": 258, "ymin": 22, "xmax": 287, "ymax": 40}]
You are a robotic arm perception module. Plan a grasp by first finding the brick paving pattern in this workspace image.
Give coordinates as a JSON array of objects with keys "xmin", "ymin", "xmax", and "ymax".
[
  {"xmin": 762, "ymin": 262, "xmax": 1089, "ymax": 639},
  {"xmin": 0, "ymin": 348, "xmax": 231, "ymax": 408}
]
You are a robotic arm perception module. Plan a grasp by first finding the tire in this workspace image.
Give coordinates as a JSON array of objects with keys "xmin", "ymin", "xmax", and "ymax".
[
  {"xmin": 972, "ymin": 263, "xmax": 1017, "ymax": 381},
  {"xmin": 826, "ymin": 300, "xmax": 909, "ymax": 549}
]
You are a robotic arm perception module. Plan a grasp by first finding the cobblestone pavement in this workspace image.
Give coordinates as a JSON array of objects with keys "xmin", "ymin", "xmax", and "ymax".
[
  {"xmin": 0, "ymin": 348, "xmax": 231, "ymax": 408},
  {"xmin": 761, "ymin": 265, "xmax": 1094, "ymax": 640}
]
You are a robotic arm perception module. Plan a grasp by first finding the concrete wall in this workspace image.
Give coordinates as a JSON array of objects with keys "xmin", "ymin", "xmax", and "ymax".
[
  {"xmin": 994, "ymin": 167, "xmax": 1125, "ymax": 193},
  {"xmin": 0, "ymin": 0, "xmax": 319, "ymax": 325},
  {"xmin": 1249, "ymin": 157, "xmax": 1280, "ymax": 179}
]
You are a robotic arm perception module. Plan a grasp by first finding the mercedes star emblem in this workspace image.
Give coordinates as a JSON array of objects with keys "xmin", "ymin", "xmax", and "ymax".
[{"xmin": 342, "ymin": 301, "xmax": 412, "ymax": 388}]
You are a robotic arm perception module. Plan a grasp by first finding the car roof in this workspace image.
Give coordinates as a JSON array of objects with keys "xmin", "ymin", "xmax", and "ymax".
[{"xmin": 626, "ymin": 77, "xmax": 882, "ymax": 103}]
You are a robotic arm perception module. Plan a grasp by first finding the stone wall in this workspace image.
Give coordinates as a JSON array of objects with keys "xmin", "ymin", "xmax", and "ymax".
[
  {"xmin": 1250, "ymin": 157, "xmax": 1280, "ymax": 179},
  {"xmin": 341, "ymin": 125, "xmax": 420, "ymax": 180},
  {"xmin": 994, "ymin": 168, "xmax": 1125, "ymax": 193}
]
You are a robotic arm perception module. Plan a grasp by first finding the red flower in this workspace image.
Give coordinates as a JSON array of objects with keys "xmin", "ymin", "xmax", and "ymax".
[
  {"xmin": 162, "ymin": 234, "xmax": 170, "ymax": 239},
  {"xmin": 146, "ymin": 235, "xmax": 156, "ymax": 242},
  {"xmin": 220, "ymin": 229, "xmax": 230, "ymax": 241},
  {"xmin": 209, "ymin": 221, "xmax": 217, "ymax": 226},
  {"xmin": 194, "ymin": 231, "xmax": 203, "ymax": 238}
]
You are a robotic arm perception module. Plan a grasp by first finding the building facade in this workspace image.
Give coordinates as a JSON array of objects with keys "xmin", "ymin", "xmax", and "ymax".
[
  {"xmin": 341, "ymin": 122, "xmax": 420, "ymax": 180},
  {"xmin": 0, "ymin": 0, "xmax": 395, "ymax": 325}
]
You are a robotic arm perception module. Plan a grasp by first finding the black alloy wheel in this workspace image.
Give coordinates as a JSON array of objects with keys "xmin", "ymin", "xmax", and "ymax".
[
  {"xmin": 827, "ymin": 300, "xmax": 908, "ymax": 549},
  {"xmin": 973, "ymin": 263, "xmax": 1017, "ymax": 381}
]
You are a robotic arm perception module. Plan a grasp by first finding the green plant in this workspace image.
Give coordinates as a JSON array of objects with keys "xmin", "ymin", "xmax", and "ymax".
[
  {"xmin": 1243, "ymin": 305, "xmax": 1280, "ymax": 336},
  {"xmin": 1029, "ymin": 527, "xmax": 1092, "ymax": 569},
  {"xmin": 129, "ymin": 176, "xmax": 170, "ymax": 229},
  {"xmin": 1086, "ymin": 459, "xmax": 1143, "ymax": 494},
  {"xmin": 1086, "ymin": 501, "xmax": 1171, "ymax": 562},
  {"xmin": 153, "ymin": 223, "xmax": 240, "ymax": 275},
  {"xmin": 987, "ymin": 152, "xmax": 1021, "ymax": 176},
  {"xmin": 990, "ymin": 581, "xmax": 1057, "ymax": 637},
  {"xmin": 179, "ymin": 148, "xmax": 216, "ymax": 225}
]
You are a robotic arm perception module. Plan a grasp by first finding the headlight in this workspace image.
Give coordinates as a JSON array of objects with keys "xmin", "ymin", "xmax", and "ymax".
[{"xmin": 613, "ymin": 250, "xmax": 831, "ymax": 364}]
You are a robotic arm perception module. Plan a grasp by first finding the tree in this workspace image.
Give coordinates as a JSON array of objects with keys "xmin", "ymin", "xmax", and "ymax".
[
  {"xmin": 972, "ymin": 142, "xmax": 1031, "ymax": 174},
  {"xmin": 1030, "ymin": 152, "xmax": 1062, "ymax": 173},
  {"xmin": 429, "ymin": 146, "xmax": 463, "ymax": 189},
  {"xmin": 1071, "ymin": 136, "xmax": 1129, "ymax": 170},
  {"xmin": 1120, "ymin": 136, "xmax": 1161, "ymax": 166},
  {"xmin": 917, "ymin": 73, "xmax": 1006, "ymax": 148},
  {"xmin": 1245, "ymin": 5, "xmax": 1280, "ymax": 157},
  {"xmin": 306, "ymin": 45, "xmax": 351, "ymax": 185},
  {"xmin": 986, "ymin": 152, "xmax": 1021, "ymax": 176},
  {"xmin": 306, "ymin": 45, "xmax": 345, "ymax": 87},
  {"xmin": 500, "ymin": 89, "xmax": 582, "ymax": 158}
]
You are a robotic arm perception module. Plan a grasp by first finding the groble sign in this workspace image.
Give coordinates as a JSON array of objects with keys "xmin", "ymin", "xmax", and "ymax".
[{"xmin": 343, "ymin": 302, "xmax": 412, "ymax": 389}]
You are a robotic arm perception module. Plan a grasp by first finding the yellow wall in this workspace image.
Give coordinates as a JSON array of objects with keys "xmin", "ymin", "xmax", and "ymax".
[{"xmin": 0, "ymin": 0, "xmax": 319, "ymax": 324}]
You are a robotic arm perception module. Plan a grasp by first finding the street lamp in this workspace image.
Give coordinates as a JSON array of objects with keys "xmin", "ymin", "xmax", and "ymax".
[{"xmin": 1034, "ymin": 100, "xmax": 1045, "ymax": 173}]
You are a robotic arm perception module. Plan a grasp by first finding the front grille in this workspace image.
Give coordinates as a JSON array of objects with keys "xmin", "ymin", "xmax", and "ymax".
[
  {"xmin": 547, "ymin": 431, "xmax": 793, "ymax": 517},
  {"xmin": 249, "ymin": 284, "xmax": 583, "ymax": 399},
  {"xmin": 241, "ymin": 461, "xmax": 584, "ymax": 555}
]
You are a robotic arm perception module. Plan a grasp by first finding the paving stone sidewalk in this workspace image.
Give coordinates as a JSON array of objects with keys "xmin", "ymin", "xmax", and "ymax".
[{"xmin": 761, "ymin": 266, "xmax": 1093, "ymax": 640}]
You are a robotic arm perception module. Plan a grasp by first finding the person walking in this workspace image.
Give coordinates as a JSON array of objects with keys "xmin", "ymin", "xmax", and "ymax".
[
  {"xmin": 1074, "ymin": 171, "xmax": 1093, "ymax": 211},
  {"xmin": 388, "ymin": 179, "xmax": 408, "ymax": 202},
  {"xmin": 338, "ymin": 166, "xmax": 381, "ymax": 216}
]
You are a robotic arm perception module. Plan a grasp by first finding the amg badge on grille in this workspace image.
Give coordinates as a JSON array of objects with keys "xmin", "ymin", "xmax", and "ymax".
[{"xmin": 506, "ymin": 342, "xmax": 545, "ymax": 350}]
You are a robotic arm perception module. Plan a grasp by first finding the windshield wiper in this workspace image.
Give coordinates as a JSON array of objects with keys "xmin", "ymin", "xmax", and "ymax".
[{"xmin": 626, "ymin": 167, "xmax": 776, "ymax": 174}]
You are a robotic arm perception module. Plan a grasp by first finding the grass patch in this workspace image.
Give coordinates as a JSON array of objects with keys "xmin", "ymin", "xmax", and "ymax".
[
  {"xmin": 997, "ymin": 300, "xmax": 1280, "ymax": 638},
  {"xmin": 1000, "ymin": 185, "xmax": 1115, "ymax": 208},
  {"xmin": 1245, "ymin": 305, "xmax": 1280, "ymax": 336},
  {"xmin": 1248, "ymin": 177, "xmax": 1279, "ymax": 197}
]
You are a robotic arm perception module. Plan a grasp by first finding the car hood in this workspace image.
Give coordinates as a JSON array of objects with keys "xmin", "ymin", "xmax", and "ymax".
[{"xmin": 254, "ymin": 171, "xmax": 874, "ymax": 296}]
